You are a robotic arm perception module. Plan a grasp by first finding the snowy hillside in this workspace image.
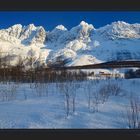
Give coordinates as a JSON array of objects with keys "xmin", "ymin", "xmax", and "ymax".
[{"xmin": 0, "ymin": 21, "xmax": 140, "ymax": 68}]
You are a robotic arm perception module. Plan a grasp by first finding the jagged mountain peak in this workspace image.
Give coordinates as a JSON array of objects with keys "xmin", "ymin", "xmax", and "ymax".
[
  {"xmin": 55, "ymin": 25, "xmax": 67, "ymax": 31},
  {"xmin": 79, "ymin": 21, "xmax": 93, "ymax": 27},
  {"xmin": 47, "ymin": 25, "xmax": 67, "ymax": 43},
  {"xmin": 111, "ymin": 21, "xmax": 140, "ymax": 32},
  {"xmin": 96, "ymin": 21, "xmax": 140, "ymax": 40},
  {"xmin": 24, "ymin": 23, "xmax": 37, "ymax": 30},
  {"xmin": 68, "ymin": 21, "xmax": 94, "ymax": 40},
  {"xmin": 18, "ymin": 24, "xmax": 46, "ymax": 45},
  {"xmin": 112, "ymin": 21, "xmax": 128, "ymax": 25},
  {"xmin": 5, "ymin": 24, "xmax": 23, "ymax": 38},
  {"xmin": 76, "ymin": 21, "xmax": 94, "ymax": 30},
  {"xmin": 7, "ymin": 24, "xmax": 23, "ymax": 29}
]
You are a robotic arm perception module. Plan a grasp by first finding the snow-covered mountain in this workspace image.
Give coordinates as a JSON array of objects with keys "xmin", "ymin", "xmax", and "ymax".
[
  {"xmin": 0, "ymin": 24, "xmax": 46, "ymax": 45},
  {"xmin": 0, "ymin": 21, "xmax": 140, "ymax": 69}
]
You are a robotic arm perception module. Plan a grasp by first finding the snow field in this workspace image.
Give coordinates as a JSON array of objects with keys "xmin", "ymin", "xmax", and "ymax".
[{"xmin": 0, "ymin": 78, "xmax": 139, "ymax": 128}]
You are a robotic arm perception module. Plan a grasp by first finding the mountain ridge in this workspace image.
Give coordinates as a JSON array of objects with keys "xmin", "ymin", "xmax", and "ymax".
[{"xmin": 0, "ymin": 21, "xmax": 140, "ymax": 69}]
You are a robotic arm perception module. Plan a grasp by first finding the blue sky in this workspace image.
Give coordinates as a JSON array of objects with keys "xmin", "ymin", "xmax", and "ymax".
[{"xmin": 0, "ymin": 11, "xmax": 139, "ymax": 31}]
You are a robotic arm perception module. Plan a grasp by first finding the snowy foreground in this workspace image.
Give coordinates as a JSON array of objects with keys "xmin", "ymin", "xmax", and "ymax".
[{"xmin": 0, "ymin": 78, "xmax": 140, "ymax": 128}]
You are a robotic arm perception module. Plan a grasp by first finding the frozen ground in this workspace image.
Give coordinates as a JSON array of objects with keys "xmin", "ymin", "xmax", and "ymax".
[{"xmin": 0, "ymin": 78, "xmax": 139, "ymax": 128}]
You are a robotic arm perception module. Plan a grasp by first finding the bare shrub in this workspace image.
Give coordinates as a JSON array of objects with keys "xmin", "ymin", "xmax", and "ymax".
[
  {"xmin": 8, "ymin": 83, "xmax": 18, "ymax": 100},
  {"xmin": 109, "ymin": 82, "xmax": 121, "ymax": 96},
  {"xmin": 0, "ymin": 83, "xmax": 18, "ymax": 101},
  {"xmin": 99, "ymin": 81, "xmax": 121, "ymax": 103},
  {"xmin": 34, "ymin": 83, "xmax": 48, "ymax": 97},
  {"xmin": 125, "ymin": 95, "xmax": 140, "ymax": 129},
  {"xmin": 98, "ymin": 85, "xmax": 110, "ymax": 103}
]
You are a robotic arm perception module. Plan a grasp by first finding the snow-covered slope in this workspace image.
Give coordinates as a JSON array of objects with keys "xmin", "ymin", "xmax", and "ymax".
[{"xmin": 0, "ymin": 21, "xmax": 140, "ymax": 68}]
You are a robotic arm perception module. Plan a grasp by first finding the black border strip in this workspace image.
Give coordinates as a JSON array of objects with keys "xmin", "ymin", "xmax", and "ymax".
[
  {"xmin": 0, "ymin": 0, "xmax": 140, "ymax": 11},
  {"xmin": 0, "ymin": 129, "xmax": 140, "ymax": 139}
]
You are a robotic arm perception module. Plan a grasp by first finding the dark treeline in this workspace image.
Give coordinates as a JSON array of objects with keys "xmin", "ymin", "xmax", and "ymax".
[
  {"xmin": 0, "ymin": 66, "xmax": 88, "ymax": 83},
  {"xmin": 0, "ymin": 51, "xmax": 89, "ymax": 83},
  {"xmin": 125, "ymin": 69, "xmax": 140, "ymax": 79}
]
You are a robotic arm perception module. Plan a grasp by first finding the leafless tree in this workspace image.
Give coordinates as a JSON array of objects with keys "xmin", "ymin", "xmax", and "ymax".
[
  {"xmin": 35, "ymin": 83, "xmax": 44, "ymax": 97},
  {"xmin": 16, "ymin": 55, "xmax": 26, "ymax": 70},
  {"xmin": 23, "ymin": 88, "xmax": 27, "ymax": 100},
  {"xmin": 27, "ymin": 49, "xmax": 35, "ymax": 68},
  {"xmin": 57, "ymin": 82, "xmax": 75, "ymax": 117},
  {"xmin": 61, "ymin": 82, "xmax": 71, "ymax": 117},
  {"xmin": 84, "ymin": 80, "xmax": 99, "ymax": 110},
  {"xmin": 91, "ymin": 91, "xmax": 101, "ymax": 112},
  {"xmin": 125, "ymin": 95, "xmax": 140, "ymax": 129},
  {"xmin": 71, "ymin": 81, "xmax": 80, "ymax": 113},
  {"xmin": 0, "ymin": 48, "xmax": 2, "ymax": 68},
  {"xmin": 84, "ymin": 81, "xmax": 92, "ymax": 109}
]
